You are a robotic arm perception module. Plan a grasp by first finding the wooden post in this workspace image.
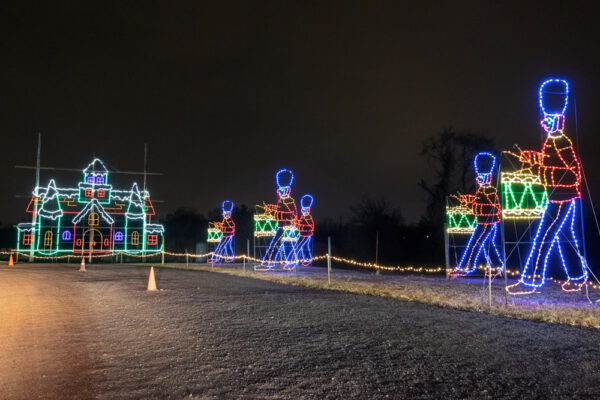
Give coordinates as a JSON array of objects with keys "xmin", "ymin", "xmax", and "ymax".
[
  {"xmin": 16, "ymin": 251, "xmax": 19, "ymax": 264},
  {"xmin": 375, "ymin": 231, "xmax": 380, "ymax": 275},
  {"xmin": 143, "ymin": 144, "xmax": 148, "ymax": 195},
  {"xmin": 488, "ymin": 266, "xmax": 492, "ymax": 308},
  {"xmin": 243, "ymin": 239, "xmax": 249, "ymax": 273},
  {"xmin": 88, "ymin": 228, "xmax": 94, "ymax": 264},
  {"xmin": 501, "ymin": 220, "xmax": 508, "ymax": 306},
  {"xmin": 375, "ymin": 231, "xmax": 379, "ymax": 265},
  {"xmin": 185, "ymin": 249, "xmax": 189, "ymax": 267},
  {"xmin": 161, "ymin": 250, "xmax": 165, "ymax": 265},
  {"xmin": 498, "ymin": 159, "xmax": 509, "ymax": 306},
  {"xmin": 120, "ymin": 252, "xmax": 123, "ymax": 264},
  {"xmin": 444, "ymin": 222, "xmax": 450, "ymax": 280},
  {"xmin": 327, "ymin": 236, "xmax": 331, "ymax": 285}
]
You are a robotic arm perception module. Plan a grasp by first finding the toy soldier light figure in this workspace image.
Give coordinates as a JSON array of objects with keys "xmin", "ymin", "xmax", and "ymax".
[
  {"xmin": 507, "ymin": 79, "xmax": 587, "ymax": 295},
  {"xmin": 209, "ymin": 200, "xmax": 235, "ymax": 263},
  {"xmin": 294, "ymin": 194, "xmax": 315, "ymax": 266},
  {"xmin": 261, "ymin": 169, "xmax": 298, "ymax": 269},
  {"xmin": 452, "ymin": 152, "xmax": 503, "ymax": 276}
]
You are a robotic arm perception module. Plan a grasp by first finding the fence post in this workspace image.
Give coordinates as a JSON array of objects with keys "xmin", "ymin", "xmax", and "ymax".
[
  {"xmin": 444, "ymin": 222, "xmax": 450, "ymax": 280},
  {"xmin": 15, "ymin": 251, "xmax": 19, "ymax": 264},
  {"xmin": 488, "ymin": 266, "xmax": 492, "ymax": 308},
  {"xmin": 500, "ymin": 217, "xmax": 509, "ymax": 306},
  {"xmin": 327, "ymin": 236, "xmax": 331, "ymax": 285},
  {"xmin": 498, "ymin": 156, "xmax": 509, "ymax": 306},
  {"xmin": 244, "ymin": 239, "xmax": 249, "ymax": 273},
  {"xmin": 375, "ymin": 231, "xmax": 379, "ymax": 265},
  {"xmin": 375, "ymin": 231, "xmax": 380, "ymax": 275},
  {"xmin": 161, "ymin": 250, "xmax": 165, "ymax": 265},
  {"xmin": 185, "ymin": 248, "xmax": 189, "ymax": 267}
]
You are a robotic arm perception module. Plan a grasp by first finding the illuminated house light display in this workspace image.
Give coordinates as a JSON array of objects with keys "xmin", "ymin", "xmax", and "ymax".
[{"xmin": 16, "ymin": 158, "xmax": 164, "ymax": 256}]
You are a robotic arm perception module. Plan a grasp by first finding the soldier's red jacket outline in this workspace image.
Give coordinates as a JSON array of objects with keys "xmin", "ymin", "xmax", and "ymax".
[{"xmin": 519, "ymin": 132, "xmax": 581, "ymax": 203}]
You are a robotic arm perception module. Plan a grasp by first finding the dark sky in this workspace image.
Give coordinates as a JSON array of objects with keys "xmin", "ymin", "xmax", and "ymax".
[{"xmin": 1, "ymin": 1, "xmax": 599, "ymax": 225}]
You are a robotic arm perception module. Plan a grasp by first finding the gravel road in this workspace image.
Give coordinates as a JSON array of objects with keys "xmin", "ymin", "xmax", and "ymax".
[{"xmin": 1, "ymin": 264, "xmax": 600, "ymax": 399}]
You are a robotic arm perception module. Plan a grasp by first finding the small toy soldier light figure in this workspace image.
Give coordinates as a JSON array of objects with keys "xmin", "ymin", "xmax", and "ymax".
[
  {"xmin": 209, "ymin": 200, "xmax": 235, "ymax": 263},
  {"xmin": 261, "ymin": 169, "xmax": 298, "ymax": 269},
  {"xmin": 294, "ymin": 194, "xmax": 315, "ymax": 266},
  {"xmin": 452, "ymin": 152, "xmax": 504, "ymax": 276},
  {"xmin": 507, "ymin": 79, "xmax": 587, "ymax": 295}
]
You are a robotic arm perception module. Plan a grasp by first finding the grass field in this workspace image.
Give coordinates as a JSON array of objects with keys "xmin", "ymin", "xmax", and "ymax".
[{"xmin": 164, "ymin": 262, "xmax": 600, "ymax": 329}]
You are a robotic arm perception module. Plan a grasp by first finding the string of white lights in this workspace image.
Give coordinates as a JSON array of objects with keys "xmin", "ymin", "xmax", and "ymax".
[{"xmin": 3, "ymin": 249, "xmax": 598, "ymax": 290}]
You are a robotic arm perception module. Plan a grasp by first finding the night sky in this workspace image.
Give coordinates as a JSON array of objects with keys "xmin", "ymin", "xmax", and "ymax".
[{"xmin": 1, "ymin": 2, "xmax": 599, "ymax": 225}]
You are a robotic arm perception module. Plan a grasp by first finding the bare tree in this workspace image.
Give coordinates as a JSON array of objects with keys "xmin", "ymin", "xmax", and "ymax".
[{"xmin": 420, "ymin": 127, "xmax": 495, "ymax": 225}]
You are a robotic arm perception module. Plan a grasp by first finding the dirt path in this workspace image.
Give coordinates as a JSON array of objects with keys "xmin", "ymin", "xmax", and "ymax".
[
  {"xmin": 0, "ymin": 266, "xmax": 95, "ymax": 399},
  {"xmin": 1, "ymin": 264, "xmax": 600, "ymax": 399}
]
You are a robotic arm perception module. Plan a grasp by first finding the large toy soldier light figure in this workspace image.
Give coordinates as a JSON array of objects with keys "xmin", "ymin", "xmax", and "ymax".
[
  {"xmin": 452, "ymin": 152, "xmax": 503, "ymax": 276},
  {"xmin": 261, "ymin": 169, "xmax": 298, "ymax": 269},
  {"xmin": 507, "ymin": 79, "xmax": 587, "ymax": 294},
  {"xmin": 209, "ymin": 200, "xmax": 235, "ymax": 263},
  {"xmin": 294, "ymin": 194, "xmax": 315, "ymax": 266}
]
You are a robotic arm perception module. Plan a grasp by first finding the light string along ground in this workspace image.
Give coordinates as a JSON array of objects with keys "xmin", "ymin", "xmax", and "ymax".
[{"xmin": 4, "ymin": 249, "xmax": 600, "ymax": 292}]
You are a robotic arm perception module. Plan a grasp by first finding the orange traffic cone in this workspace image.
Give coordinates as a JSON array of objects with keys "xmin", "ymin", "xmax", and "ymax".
[
  {"xmin": 147, "ymin": 266, "xmax": 158, "ymax": 291},
  {"xmin": 8, "ymin": 254, "xmax": 14, "ymax": 266},
  {"xmin": 79, "ymin": 258, "xmax": 86, "ymax": 272}
]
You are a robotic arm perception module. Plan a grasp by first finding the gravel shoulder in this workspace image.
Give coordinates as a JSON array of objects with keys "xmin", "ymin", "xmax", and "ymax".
[{"xmin": 2, "ymin": 264, "xmax": 600, "ymax": 399}]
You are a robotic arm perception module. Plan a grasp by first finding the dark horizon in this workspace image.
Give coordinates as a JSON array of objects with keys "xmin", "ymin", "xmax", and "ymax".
[{"xmin": 2, "ymin": 1, "xmax": 600, "ymax": 226}]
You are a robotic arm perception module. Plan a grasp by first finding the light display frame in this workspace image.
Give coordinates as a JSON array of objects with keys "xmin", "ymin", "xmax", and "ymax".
[
  {"xmin": 257, "ymin": 169, "xmax": 299, "ymax": 270},
  {"xmin": 254, "ymin": 169, "xmax": 316, "ymax": 270},
  {"xmin": 294, "ymin": 194, "xmax": 315, "ymax": 266},
  {"xmin": 506, "ymin": 78, "xmax": 589, "ymax": 295},
  {"xmin": 16, "ymin": 158, "xmax": 165, "ymax": 256},
  {"xmin": 449, "ymin": 152, "xmax": 504, "ymax": 276},
  {"xmin": 208, "ymin": 200, "xmax": 235, "ymax": 263}
]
